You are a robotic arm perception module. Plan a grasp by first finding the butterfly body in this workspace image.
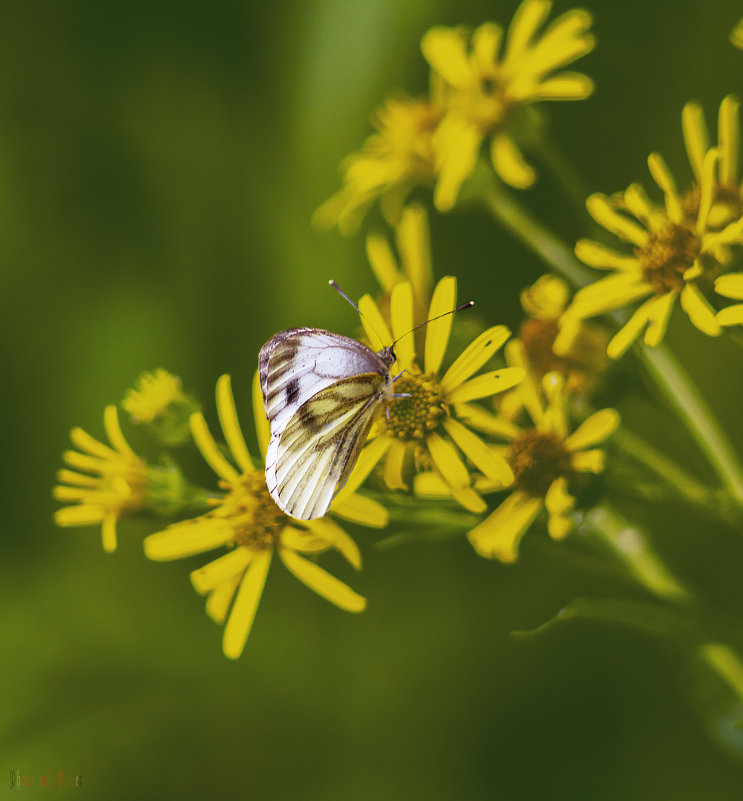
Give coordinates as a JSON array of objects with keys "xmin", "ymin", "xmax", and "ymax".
[{"xmin": 259, "ymin": 328, "xmax": 396, "ymax": 520}]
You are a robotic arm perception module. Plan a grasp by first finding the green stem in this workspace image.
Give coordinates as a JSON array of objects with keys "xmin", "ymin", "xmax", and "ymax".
[
  {"xmin": 637, "ymin": 345, "xmax": 743, "ymax": 505},
  {"xmin": 584, "ymin": 503, "xmax": 691, "ymax": 603},
  {"xmin": 478, "ymin": 177, "xmax": 743, "ymax": 507}
]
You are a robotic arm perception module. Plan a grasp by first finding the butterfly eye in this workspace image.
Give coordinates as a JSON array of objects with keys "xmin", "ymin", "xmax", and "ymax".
[{"xmin": 378, "ymin": 345, "xmax": 396, "ymax": 367}]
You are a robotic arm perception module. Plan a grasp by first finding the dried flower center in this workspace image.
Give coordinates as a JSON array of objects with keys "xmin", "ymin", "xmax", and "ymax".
[
  {"xmin": 228, "ymin": 472, "xmax": 288, "ymax": 551},
  {"xmin": 105, "ymin": 457, "xmax": 148, "ymax": 513},
  {"xmin": 636, "ymin": 223, "xmax": 700, "ymax": 293},
  {"xmin": 386, "ymin": 374, "xmax": 446, "ymax": 439},
  {"xmin": 518, "ymin": 318, "xmax": 572, "ymax": 377},
  {"xmin": 507, "ymin": 430, "xmax": 571, "ymax": 497}
]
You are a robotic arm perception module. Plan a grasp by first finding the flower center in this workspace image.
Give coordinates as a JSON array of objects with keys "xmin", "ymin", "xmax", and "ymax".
[
  {"xmin": 518, "ymin": 318, "xmax": 572, "ymax": 377},
  {"xmin": 636, "ymin": 223, "xmax": 700, "ymax": 293},
  {"xmin": 507, "ymin": 430, "xmax": 571, "ymax": 496},
  {"xmin": 227, "ymin": 472, "xmax": 288, "ymax": 551},
  {"xmin": 386, "ymin": 374, "xmax": 446, "ymax": 439}
]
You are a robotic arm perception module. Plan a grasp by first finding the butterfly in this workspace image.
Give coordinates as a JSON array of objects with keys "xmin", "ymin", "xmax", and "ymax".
[{"xmin": 259, "ymin": 327, "xmax": 397, "ymax": 520}]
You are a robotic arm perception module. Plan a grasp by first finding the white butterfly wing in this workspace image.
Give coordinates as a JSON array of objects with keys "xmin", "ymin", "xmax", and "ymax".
[
  {"xmin": 265, "ymin": 375, "xmax": 385, "ymax": 520},
  {"xmin": 259, "ymin": 328, "xmax": 391, "ymax": 520}
]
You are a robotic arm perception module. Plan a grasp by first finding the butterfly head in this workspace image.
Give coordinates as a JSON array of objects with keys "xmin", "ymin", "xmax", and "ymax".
[{"xmin": 377, "ymin": 345, "xmax": 396, "ymax": 369}]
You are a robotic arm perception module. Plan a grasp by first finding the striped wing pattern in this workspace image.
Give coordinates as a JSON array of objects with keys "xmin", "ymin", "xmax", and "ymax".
[{"xmin": 259, "ymin": 328, "xmax": 391, "ymax": 520}]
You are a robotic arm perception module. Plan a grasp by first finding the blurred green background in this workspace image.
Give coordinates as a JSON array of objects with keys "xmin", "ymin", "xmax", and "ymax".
[{"xmin": 4, "ymin": 0, "xmax": 743, "ymax": 798}]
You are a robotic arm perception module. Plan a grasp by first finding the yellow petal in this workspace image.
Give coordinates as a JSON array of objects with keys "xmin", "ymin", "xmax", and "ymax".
[
  {"xmin": 144, "ymin": 519, "xmax": 233, "ymax": 560},
  {"xmin": 366, "ymin": 232, "xmax": 401, "ymax": 293},
  {"xmin": 279, "ymin": 547, "xmax": 366, "ymax": 612},
  {"xmin": 205, "ymin": 575, "xmax": 240, "ymax": 624},
  {"xmin": 56, "ymin": 469, "xmax": 99, "ymax": 488},
  {"xmin": 413, "ymin": 471, "xmax": 452, "ymax": 497},
  {"xmin": 421, "ymin": 26, "xmax": 473, "ymax": 88},
  {"xmin": 542, "ymin": 371, "xmax": 568, "ymax": 438},
  {"xmin": 565, "ymin": 409, "xmax": 620, "ymax": 451},
  {"xmin": 643, "ymin": 291, "xmax": 677, "ymax": 347},
  {"xmin": 449, "ymin": 484, "xmax": 488, "ymax": 513},
  {"xmin": 568, "ymin": 274, "xmax": 651, "ymax": 319},
  {"xmin": 446, "ymin": 367, "xmax": 525, "ymax": 403},
  {"xmin": 69, "ymin": 427, "xmax": 115, "ymax": 459},
  {"xmin": 647, "ymin": 152, "xmax": 683, "ymax": 224},
  {"xmin": 222, "ymin": 549, "xmax": 272, "ymax": 659},
  {"xmin": 504, "ymin": 0, "xmax": 551, "ymax": 61},
  {"xmin": 520, "ymin": 274, "xmax": 569, "ymax": 317},
  {"xmin": 570, "ymin": 449, "xmax": 605, "ymax": 472},
  {"xmin": 396, "ymin": 205, "xmax": 432, "ymax": 312},
  {"xmin": 331, "ymin": 493, "xmax": 389, "ymax": 529},
  {"xmin": 358, "ymin": 293, "xmax": 393, "ymax": 353},
  {"xmin": 467, "ymin": 491, "xmax": 542, "ymax": 562},
  {"xmin": 586, "ymin": 194, "xmax": 648, "ymax": 246},
  {"xmin": 715, "ymin": 273, "xmax": 743, "ymax": 300},
  {"xmin": 101, "ymin": 513, "xmax": 118, "ymax": 552},
  {"xmin": 606, "ymin": 299, "xmax": 655, "ymax": 359},
  {"xmin": 440, "ymin": 325, "xmax": 511, "ymax": 392},
  {"xmin": 433, "ymin": 117, "xmax": 482, "ymax": 211},
  {"xmin": 624, "ymin": 183, "xmax": 665, "ymax": 230},
  {"xmin": 575, "ymin": 239, "xmax": 637, "ymax": 270},
  {"xmin": 442, "ymin": 418, "xmax": 514, "ymax": 485},
  {"xmin": 452, "ymin": 402, "xmax": 521, "ymax": 439},
  {"xmin": 190, "ymin": 547, "xmax": 254, "ymax": 594},
  {"xmin": 427, "ymin": 431, "xmax": 470, "ymax": 489},
  {"xmin": 473, "ymin": 22, "xmax": 503, "ymax": 70},
  {"xmin": 680, "ymin": 284, "xmax": 722, "ymax": 336},
  {"xmin": 424, "ymin": 276, "xmax": 456, "ymax": 374},
  {"xmin": 189, "ymin": 412, "xmax": 240, "ymax": 484},
  {"xmin": 681, "ymin": 101, "xmax": 708, "ymax": 180},
  {"xmin": 54, "ymin": 504, "xmax": 106, "ymax": 526},
  {"xmin": 104, "ymin": 405, "xmax": 135, "ymax": 456},
  {"xmin": 547, "ymin": 512, "xmax": 574, "ymax": 540},
  {"xmin": 383, "ymin": 438, "xmax": 408, "ymax": 490},
  {"xmin": 304, "ymin": 518, "xmax": 363, "ymax": 569},
  {"xmin": 390, "ymin": 281, "xmax": 415, "ymax": 370},
  {"xmin": 527, "ymin": 72, "xmax": 593, "ymax": 100},
  {"xmin": 490, "ymin": 133, "xmax": 536, "ymax": 189},
  {"xmin": 545, "ymin": 476, "xmax": 574, "ymax": 515},
  {"xmin": 719, "ymin": 95, "xmax": 740, "ymax": 187},
  {"xmin": 252, "ymin": 370, "xmax": 270, "ymax": 460},
  {"xmin": 716, "ymin": 304, "xmax": 743, "ymax": 326},
  {"xmin": 217, "ymin": 375, "xmax": 253, "ymax": 472},
  {"xmin": 696, "ymin": 148, "xmax": 719, "ymax": 233}
]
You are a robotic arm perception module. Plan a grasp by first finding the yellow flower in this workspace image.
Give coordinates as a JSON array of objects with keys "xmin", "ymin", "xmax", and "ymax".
[
  {"xmin": 352, "ymin": 275, "xmax": 524, "ymax": 513},
  {"xmin": 123, "ymin": 369, "xmax": 186, "ymax": 423},
  {"xmin": 313, "ymin": 94, "xmax": 440, "ymax": 235},
  {"xmin": 421, "ymin": 0, "xmax": 594, "ymax": 210},
  {"xmin": 515, "ymin": 273, "xmax": 607, "ymax": 390},
  {"xmin": 466, "ymin": 367, "xmax": 618, "ymax": 562},
  {"xmin": 682, "ymin": 96, "xmax": 742, "ymax": 228},
  {"xmin": 53, "ymin": 406, "xmax": 147, "ymax": 552},
  {"xmin": 566, "ymin": 150, "xmax": 743, "ymax": 358},
  {"xmin": 122, "ymin": 368, "xmax": 199, "ymax": 446},
  {"xmin": 715, "ymin": 273, "xmax": 743, "ymax": 326},
  {"xmin": 143, "ymin": 374, "xmax": 384, "ymax": 659},
  {"xmin": 366, "ymin": 204, "xmax": 433, "ymax": 328},
  {"xmin": 731, "ymin": 18, "xmax": 743, "ymax": 49}
]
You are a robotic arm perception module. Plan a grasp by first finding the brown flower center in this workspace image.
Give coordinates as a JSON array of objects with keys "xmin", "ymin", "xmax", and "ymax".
[
  {"xmin": 228, "ymin": 472, "xmax": 288, "ymax": 551},
  {"xmin": 518, "ymin": 318, "xmax": 572, "ymax": 377},
  {"xmin": 507, "ymin": 430, "xmax": 571, "ymax": 497},
  {"xmin": 636, "ymin": 223, "xmax": 700, "ymax": 293},
  {"xmin": 386, "ymin": 374, "xmax": 446, "ymax": 439}
]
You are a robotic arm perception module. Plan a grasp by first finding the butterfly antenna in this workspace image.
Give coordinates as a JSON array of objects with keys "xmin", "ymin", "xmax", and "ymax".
[
  {"xmin": 329, "ymin": 279, "xmax": 388, "ymax": 346},
  {"xmin": 391, "ymin": 300, "xmax": 475, "ymax": 348}
]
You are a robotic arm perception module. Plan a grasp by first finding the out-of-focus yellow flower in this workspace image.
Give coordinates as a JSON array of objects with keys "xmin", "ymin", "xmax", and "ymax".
[
  {"xmin": 54, "ymin": 406, "xmax": 147, "ymax": 552},
  {"xmin": 144, "ymin": 375, "xmax": 383, "ymax": 659},
  {"xmin": 352, "ymin": 276, "xmax": 524, "ymax": 513},
  {"xmin": 715, "ymin": 273, "xmax": 743, "ymax": 326},
  {"xmin": 313, "ymin": 95, "xmax": 440, "ymax": 235},
  {"xmin": 421, "ymin": 0, "xmax": 594, "ymax": 210},
  {"xmin": 565, "ymin": 150, "xmax": 743, "ymax": 358},
  {"xmin": 366, "ymin": 204, "xmax": 433, "ymax": 327},
  {"xmin": 731, "ymin": 18, "xmax": 743, "ymax": 49},
  {"xmin": 122, "ymin": 368, "xmax": 199, "ymax": 446},
  {"xmin": 418, "ymin": 366, "xmax": 619, "ymax": 562},
  {"xmin": 515, "ymin": 274, "xmax": 607, "ymax": 390},
  {"xmin": 682, "ymin": 96, "xmax": 742, "ymax": 228}
]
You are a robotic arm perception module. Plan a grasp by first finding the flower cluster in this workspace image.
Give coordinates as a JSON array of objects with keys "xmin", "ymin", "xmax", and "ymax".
[{"xmin": 314, "ymin": 0, "xmax": 595, "ymax": 231}]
